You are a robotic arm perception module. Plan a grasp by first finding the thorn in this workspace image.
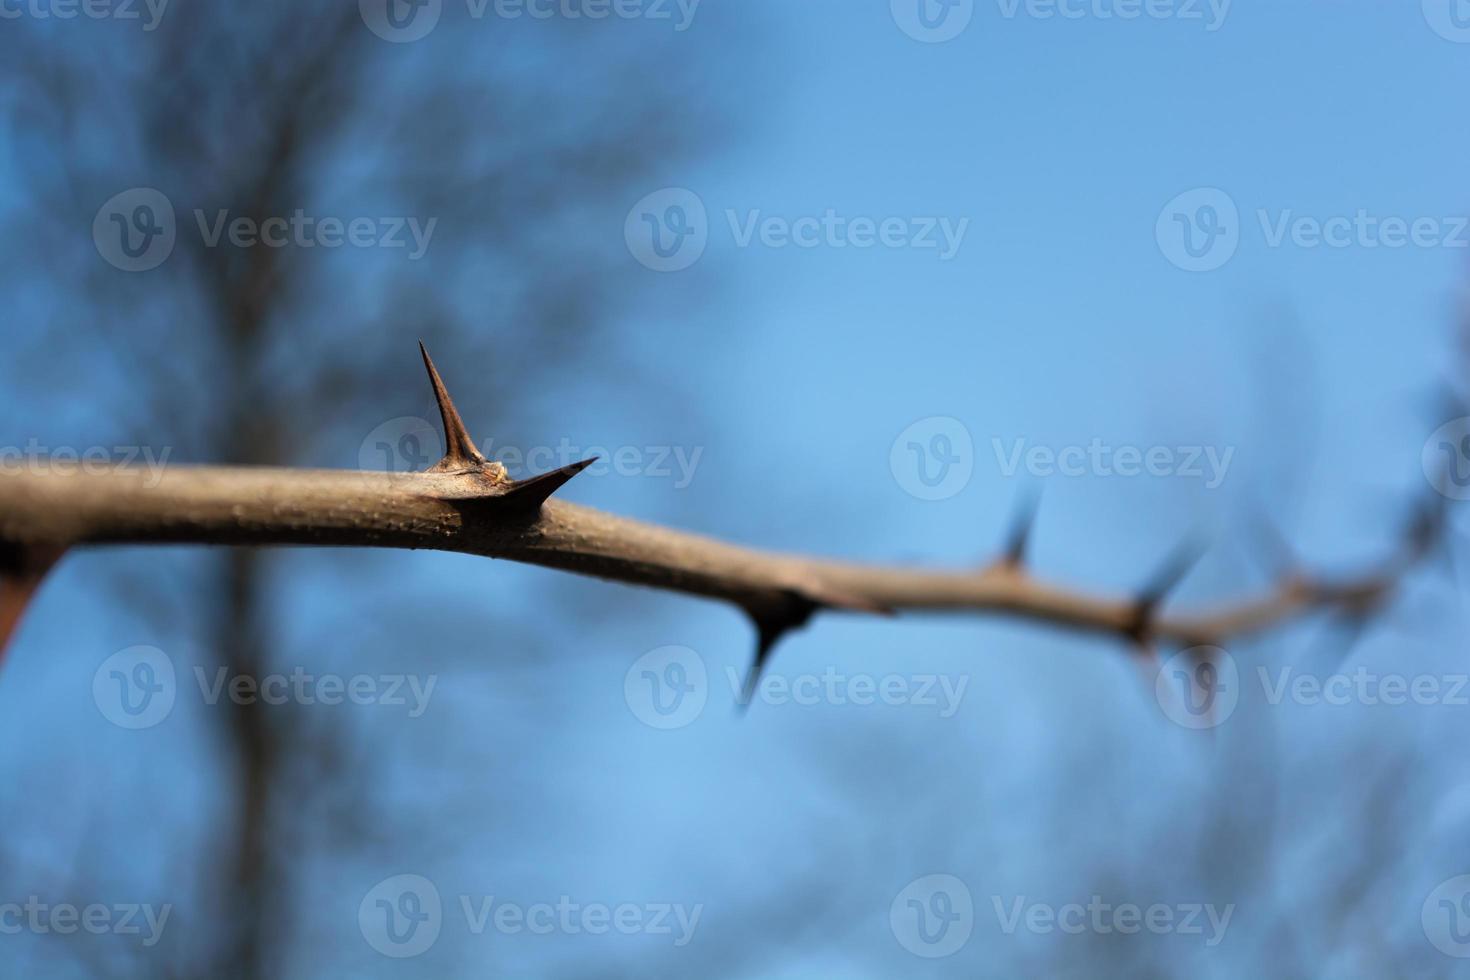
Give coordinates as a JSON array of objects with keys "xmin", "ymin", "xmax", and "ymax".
[
  {"xmin": 0, "ymin": 542, "xmax": 64, "ymax": 662},
  {"xmin": 1126, "ymin": 537, "xmax": 1208, "ymax": 643},
  {"xmin": 736, "ymin": 593, "xmax": 822, "ymax": 713},
  {"xmin": 419, "ymin": 341, "xmax": 487, "ymax": 470},
  {"xmin": 497, "ymin": 457, "xmax": 598, "ymax": 511},
  {"xmin": 998, "ymin": 486, "xmax": 1041, "ymax": 569}
]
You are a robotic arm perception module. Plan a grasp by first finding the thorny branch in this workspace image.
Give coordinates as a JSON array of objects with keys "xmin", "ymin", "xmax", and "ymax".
[{"xmin": 0, "ymin": 345, "xmax": 1448, "ymax": 690}]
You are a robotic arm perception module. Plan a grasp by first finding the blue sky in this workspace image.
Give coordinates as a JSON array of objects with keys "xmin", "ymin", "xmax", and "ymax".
[{"xmin": 3, "ymin": 2, "xmax": 1470, "ymax": 976}]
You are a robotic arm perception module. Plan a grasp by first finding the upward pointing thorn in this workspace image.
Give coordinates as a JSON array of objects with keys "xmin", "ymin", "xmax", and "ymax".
[
  {"xmin": 1127, "ymin": 537, "xmax": 1208, "ymax": 643},
  {"xmin": 1000, "ymin": 486, "xmax": 1042, "ymax": 569},
  {"xmin": 420, "ymin": 341, "xmax": 487, "ymax": 471}
]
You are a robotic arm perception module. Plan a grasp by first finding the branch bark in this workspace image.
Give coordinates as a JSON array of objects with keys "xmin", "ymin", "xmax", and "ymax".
[{"xmin": 0, "ymin": 348, "xmax": 1441, "ymax": 675}]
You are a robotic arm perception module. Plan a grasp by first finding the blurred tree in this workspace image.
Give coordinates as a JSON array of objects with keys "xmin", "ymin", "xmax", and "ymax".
[{"xmin": 0, "ymin": 3, "xmax": 712, "ymax": 976}]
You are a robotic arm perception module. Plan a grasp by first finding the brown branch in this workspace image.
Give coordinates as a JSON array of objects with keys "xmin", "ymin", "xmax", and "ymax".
[{"xmin": 0, "ymin": 347, "xmax": 1443, "ymax": 673}]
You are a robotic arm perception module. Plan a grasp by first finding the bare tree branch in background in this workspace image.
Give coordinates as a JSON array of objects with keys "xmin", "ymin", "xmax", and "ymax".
[{"xmin": 0, "ymin": 3, "xmax": 711, "ymax": 977}]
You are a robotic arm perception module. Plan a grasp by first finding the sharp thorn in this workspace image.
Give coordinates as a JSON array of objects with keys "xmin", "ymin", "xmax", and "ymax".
[
  {"xmin": 1127, "ymin": 537, "xmax": 1208, "ymax": 641},
  {"xmin": 498, "ymin": 457, "xmax": 598, "ymax": 510},
  {"xmin": 1000, "ymin": 486, "xmax": 1042, "ymax": 568},
  {"xmin": 419, "ymin": 341, "xmax": 486, "ymax": 469}
]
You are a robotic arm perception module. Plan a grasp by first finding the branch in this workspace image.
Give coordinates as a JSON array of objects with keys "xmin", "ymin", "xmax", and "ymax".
[{"xmin": 0, "ymin": 347, "xmax": 1444, "ymax": 678}]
